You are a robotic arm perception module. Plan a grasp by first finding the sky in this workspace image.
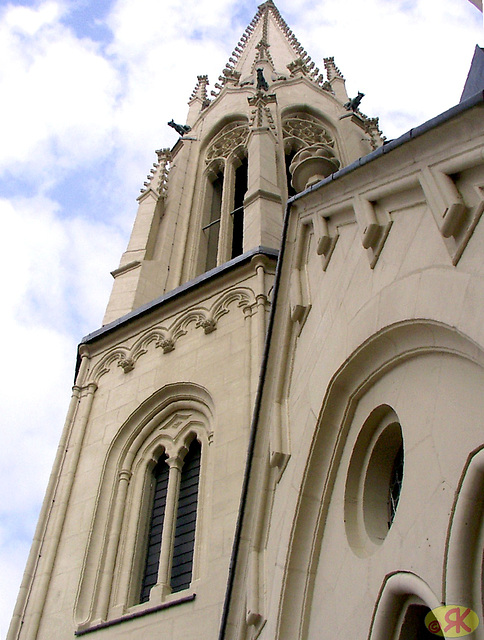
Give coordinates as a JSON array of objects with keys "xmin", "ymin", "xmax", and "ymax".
[{"xmin": 0, "ymin": 0, "xmax": 482, "ymax": 636}]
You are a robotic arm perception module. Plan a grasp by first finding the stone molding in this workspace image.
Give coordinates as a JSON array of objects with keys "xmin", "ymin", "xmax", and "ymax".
[
  {"xmin": 74, "ymin": 384, "xmax": 214, "ymax": 630},
  {"xmin": 90, "ymin": 287, "xmax": 256, "ymax": 383}
]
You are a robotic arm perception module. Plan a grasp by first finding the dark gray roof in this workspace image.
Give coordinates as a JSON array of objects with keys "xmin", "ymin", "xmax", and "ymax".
[{"xmin": 461, "ymin": 45, "xmax": 484, "ymax": 102}]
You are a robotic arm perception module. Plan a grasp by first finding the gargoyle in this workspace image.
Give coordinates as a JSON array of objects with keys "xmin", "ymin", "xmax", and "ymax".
[
  {"xmin": 344, "ymin": 91, "xmax": 365, "ymax": 112},
  {"xmin": 256, "ymin": 68, "xmax": 269, "ymax": 92},
  {"xmin": 168, "ymin": 120, "xmax": 192, "ymax": 136}
]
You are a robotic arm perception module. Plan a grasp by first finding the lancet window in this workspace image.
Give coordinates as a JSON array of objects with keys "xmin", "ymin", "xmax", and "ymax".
[
  {"xmin": 200, "ymin": 121, "xmax": 249, "ymax": 272},
  {"xmin": 139, "ymin": 438, "xmax": 202, "ymax": 604}
]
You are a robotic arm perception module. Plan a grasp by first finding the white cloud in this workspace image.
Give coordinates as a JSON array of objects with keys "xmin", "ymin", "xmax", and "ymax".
[{"xmin": 0, "ymin": 2, "xmax": 120, "ymax": 182}]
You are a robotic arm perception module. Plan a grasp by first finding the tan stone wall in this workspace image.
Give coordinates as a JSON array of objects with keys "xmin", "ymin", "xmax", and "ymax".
[
  {"xmin": 226, "ymin": 101, "xmax": 484, "ymax": 639},
  {"xmin": 13, "ymin": 258, "xmax": 274, "ymax": 640}
]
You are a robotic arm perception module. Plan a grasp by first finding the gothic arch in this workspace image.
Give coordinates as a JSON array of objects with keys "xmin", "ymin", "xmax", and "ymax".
[
  {"xmin": 368, "ymin": 572, "xmax": 441, "ymax": 640},
  {"xmin": 280, "ymin": 104, "xmax": 339, "ymax": 153},
  {"xmin": 74, "ymin": 383, "xmax": 214, "ymax": 630},
  {"xmin": 200, "ymin": 114, "xmax": 249, "ymax": 156},
  {"xmin": 276, "ymin": 320, "xmax": 484, "ymax": 639},
  {"xmin": 89, "ymin": 289, "xmax": 255, "ymax": 382},
  {"xmin": 444, "ymin": 445, "xmax": 484, "ymax": 620}
]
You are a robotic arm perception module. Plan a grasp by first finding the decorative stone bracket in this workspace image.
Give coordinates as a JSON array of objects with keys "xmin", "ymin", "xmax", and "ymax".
[
  {"xmin": 289, "ymin": 221, "xmax": 312, "ymax": 325},
  {"xmin": 312, "ymin": 212, "xmax": 338, "ymax": 270},
  {"xmin": 352, "ymin": 195, "xmax": 393, "ymax": 268},
  {"xmin": 419, "ymin": 166, "xmax": 484, "ymax": 265}
]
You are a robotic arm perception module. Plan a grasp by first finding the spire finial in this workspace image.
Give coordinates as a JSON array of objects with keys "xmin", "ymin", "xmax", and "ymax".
[{"xmin": 189, "ymin": 75, "xmax": 210, "ymax": 105}]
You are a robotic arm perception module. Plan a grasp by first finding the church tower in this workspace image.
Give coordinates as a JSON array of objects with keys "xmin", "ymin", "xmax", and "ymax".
[{"xmin": 8, "ymin": 3, "xmax": 383, "ymax": 639}]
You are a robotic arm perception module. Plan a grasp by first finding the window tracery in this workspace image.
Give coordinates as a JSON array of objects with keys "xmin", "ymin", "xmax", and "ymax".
[
  {"xmin": 74, "ymin": 386, "xmax": 213, "ymax": 631},
  {"xmin": 282, "ymin": 113, "xmax": 334, "ymax": 153},
  {"xmin": 206, "ymin": 122, "xmax": 249, "ymax": 161}
]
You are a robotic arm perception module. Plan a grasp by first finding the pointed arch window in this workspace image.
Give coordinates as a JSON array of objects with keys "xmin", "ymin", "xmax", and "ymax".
[
  {"xmin": 282, "ymin": 112, "xmax": 339, "ymax": 195},
  {"xmin": 140, "ymin": 455, "xmax": 169, "ymax": 603},
  {"xmin": 200, "ymin": 122, "xmax": 249, "ymax": 273},
  {"xmin": 139, "ymin": 439, "xmax": 201, "ymax": 604}
]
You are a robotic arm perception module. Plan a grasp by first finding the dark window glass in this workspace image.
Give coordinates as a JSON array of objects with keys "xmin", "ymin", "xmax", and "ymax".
[
  {"xmin": 399, "ymin": 605, "xmax": 435, "ymax": 639},
  {"xmin": 140, "ymin": 456, "xmax": 169, "ymax": 603},
  {"xmin": 231, "ymin": 157, "xmax": 248, "ymax": 259},
  {"xmin": 388, "ymin": 443, "xmax": 404, "ymax": 528},
  {"xmin": 205, "ymin": 173, "xmax": 223, "ymax": 271},
  {"xmin": 170, "ymin": 440, "xmax": 201, "ymax": 593}
]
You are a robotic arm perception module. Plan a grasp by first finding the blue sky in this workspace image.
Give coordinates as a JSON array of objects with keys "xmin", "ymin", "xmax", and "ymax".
[{"xmin": 0, "ymin": 0, "xmax": 482, "ymax": 636}]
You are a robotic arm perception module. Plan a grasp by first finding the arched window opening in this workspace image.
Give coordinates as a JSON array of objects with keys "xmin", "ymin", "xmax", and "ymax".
[
  {"xmin": 282, "ymin": 112, "xmax": 339, "ymax": 194},
  {"xmin": 345, "ymin": 405, "xmax": 404, "ymax": 555},
  {"xmin": 231, "ymin": 157, "xmax": 247, "ymax": 259},
  {"xmin": 204, "ymin": 172, "xmax": 224, "ymax": 271},
  {"xmin": 138, "ymin": 439, "xmax": 202, "ymax": 604},
  {"xmin": 171, "ymin": 439, "xmax": 201, "ymax": 593},
  {"xmin": 140, "ymin": 455, "xmax": 169, "ymax": 603},
  {"xmin": 398, "ymin": 604, "xmax": 435, "ymax": 640},
  {"xmin": 200, "ymin": 121, "xmax": 249, "ymax": 274}
]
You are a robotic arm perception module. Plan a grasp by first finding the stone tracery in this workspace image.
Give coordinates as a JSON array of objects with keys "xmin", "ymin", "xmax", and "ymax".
[
  {"xmin": 282, "ymin": 113, "xmax": 335, "ymax": 152},
  {"xmin": 206, "ymin": 122, "xmax": 250, "ymax": 161}
]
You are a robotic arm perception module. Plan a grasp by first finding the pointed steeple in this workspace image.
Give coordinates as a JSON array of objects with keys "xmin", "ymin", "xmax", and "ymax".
[
  {"xmin": 103, "ymin": 1, "xmax": 384, "ymax": 324},
  {"xmin": 211, "ymin": 0, "xmax": 327, "ymax": 98}
]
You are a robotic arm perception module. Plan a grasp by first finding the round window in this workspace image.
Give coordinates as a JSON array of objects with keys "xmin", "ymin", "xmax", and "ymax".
[{"xmin": 345, "ymin": 405, "xmax": 404, "ymax": 556}]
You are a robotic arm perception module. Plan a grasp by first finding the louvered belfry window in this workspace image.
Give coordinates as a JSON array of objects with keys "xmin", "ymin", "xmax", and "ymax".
[
  {"xmin": 139, "ymin": 439, "xmax": 201, "ymax": 603},
  {"xmin": 171, "ymin": 440, "xmax": 201, "ymax": 592},
  {"xmin": 140, "ymin": 456, "xmax": 169, "ymax": 603}
]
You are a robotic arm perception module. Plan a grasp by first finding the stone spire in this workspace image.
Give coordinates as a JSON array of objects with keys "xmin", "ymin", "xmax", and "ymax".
[{"xmin": 210, "ymin": 0, "xmax": 329, "ymax": 99}]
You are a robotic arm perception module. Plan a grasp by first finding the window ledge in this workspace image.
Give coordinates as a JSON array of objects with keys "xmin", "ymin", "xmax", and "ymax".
[{"xmin": 75, "ymin": 594, "xmax": 196, "ymax": 635}]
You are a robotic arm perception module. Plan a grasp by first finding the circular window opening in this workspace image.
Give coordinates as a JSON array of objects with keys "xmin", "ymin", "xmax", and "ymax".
[{"xmin": 345, "ymin": 405, "xmax": 404, "ymax": 556}]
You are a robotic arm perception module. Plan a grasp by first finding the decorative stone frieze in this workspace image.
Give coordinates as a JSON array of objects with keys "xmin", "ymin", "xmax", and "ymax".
[{"xmin": 91, "ymin": 287, "xmax": 256, "ymax": 384}]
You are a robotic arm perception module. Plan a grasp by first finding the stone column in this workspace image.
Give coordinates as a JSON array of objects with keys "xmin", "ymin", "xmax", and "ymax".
[{"xmin": 243, "ymin": 93, "xmax": 283, "ymax": 252}]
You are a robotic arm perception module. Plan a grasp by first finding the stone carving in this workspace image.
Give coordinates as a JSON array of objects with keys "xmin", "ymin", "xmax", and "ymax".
[
  {"xmin": 159, "ymin": 337, "xmax": 175, "ymax": 354},
  {"xmin": 221, "ymin": 68, "xmax": 241, "ymax": 85},
  {"xmin": 168, "ymin": 120, "xmax": 191, "ymax": 136},
  {"xmin": 140, "ymin": 148, "xmax": 171, "ymax": 197},
  {"xmin": 117, "ymin": 357, "xmax": 135, "ymax": 373},
  {"xmin": 256, "ymin": 68, "xmax": 269, "ymax": 91},
  {"xmin": 210, "ymin": 0, "xmax": 326, "ymax": 100},
  {"xmin": 206, "ymin": 122, "xmax": 250, "ymax": 161},
  {"xmin": 287, "ymin": 58, "xmax": 310, "ymax": 77},
  {"xmin": 282, "ymin": 114, "xmax": 334, "ymax": 152},
  {"xmin": 344, "ymin": 92, "xmax": 365, "ymax": 112},
  {"xmin": 323, "ymin": 56, "xmax": 345, "ymax": 81},
  {"xmin": 248, "ymin": 93, "xmax": 276, "ymax": 131},
  {"xmin": 190, "ymin": 75, "xmax": 211, "ymax": 109},
  {"xmin": 197, "ymin": 318, "xmax": 217, "ymax": 334},
  {"xmin": 289, "ymin": 144, "xmax": 340, "ymax": 192}
]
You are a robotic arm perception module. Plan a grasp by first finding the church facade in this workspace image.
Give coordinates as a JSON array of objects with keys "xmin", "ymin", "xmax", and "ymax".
[{"xmin": 8, "ymin": 2, "xmax": 484, "ymax": 639}]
